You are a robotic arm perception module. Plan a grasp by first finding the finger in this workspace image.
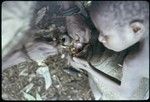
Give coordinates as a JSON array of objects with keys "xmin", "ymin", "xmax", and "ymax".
[
  {"xmin": 73, "ymin": 57, "xmax": 91, "ymax": 69},
  {"xmin": 73, "ymin": 57, "xmax": 88, "ymax": 65},
  {"xmin": 70, "ymin": 60, "xmax": 86, "ymax": 70},
  {"xmin": 66, "ymin": 54, "xmax": 74, "ymax": 65}
]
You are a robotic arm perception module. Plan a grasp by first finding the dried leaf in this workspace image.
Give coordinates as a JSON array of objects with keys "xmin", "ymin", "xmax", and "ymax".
[
  {"xmin": 23, "ymin": 92, "xmax": 36, "ymax": 100},
  {"xmin": 36, "ymin": 91, "xmax": 42, "ymax": 100},
  {"xmin": 19, "ymin": 68, "xmax": 28, "ymax": 76},
  {"xmin": 21, "ymin": 83, "xmax": 34, "ymax": 93},
  {"xmin": 36, "ymin": 66, "xmax": 52, "ymax": 90}
]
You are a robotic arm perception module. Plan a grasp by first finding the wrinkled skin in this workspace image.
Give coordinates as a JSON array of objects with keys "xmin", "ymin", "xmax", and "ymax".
[
  {"xmin": 2, "ymin": 1, "xmax": 149, "ymax": 99},
  {"xmin": 62, "ymin": 1, "xmax": 91, "ymax": 49},
  {"xmin": 2, "ymin": 1, "xmax": 36, "ymax": 59},
  {"xmin": 66, "ymin": 15, "xmax": 91, "ymax": 44},
  {"xmin": 2, "ymin": 42, "xmax": 58, "ymax": 71},
  {"xmin": 89, "ymin": 1, "xmax": 149, "ymax": 52},
  {"xmin": 69, "ymin": 1, "xmax": 149, "ymax": 99}
]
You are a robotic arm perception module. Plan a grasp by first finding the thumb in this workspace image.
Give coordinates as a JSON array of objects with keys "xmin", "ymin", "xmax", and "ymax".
[{"xmin": 73, "ymin": 57, "xmax": 90, "ymax": 67}]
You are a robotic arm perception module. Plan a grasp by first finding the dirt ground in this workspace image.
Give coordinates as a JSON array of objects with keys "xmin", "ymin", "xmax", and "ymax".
[{"xmin": 2, "ymin": 53, "xmax": 94, "ymax": 100}]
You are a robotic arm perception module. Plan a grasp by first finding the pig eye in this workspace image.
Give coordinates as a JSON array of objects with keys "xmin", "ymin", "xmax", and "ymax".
[
  {"xmin": 61, "ymin": 37, "xmax": 66, "ymax": 42},
  {"xmin": 61, "ymin": 35, "xmax": 70, "ymax": 45},
  {"xmin": 61, "ymin": 35, "xmax": 69, "ymax": 42}
]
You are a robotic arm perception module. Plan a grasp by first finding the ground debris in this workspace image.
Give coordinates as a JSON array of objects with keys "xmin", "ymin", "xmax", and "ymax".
[{"xmin": 2, "ymin": 54, "xmax": 94, "ymax": 100}]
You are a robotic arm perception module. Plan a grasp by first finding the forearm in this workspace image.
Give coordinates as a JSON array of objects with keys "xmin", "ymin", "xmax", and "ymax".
[
  {"xmin": 2, "ymin": 1, "xmax": 35, "ymax": 59},
  {"xmin": 87, "ymin": 63, "xmax": 122, "ymax": 92}
]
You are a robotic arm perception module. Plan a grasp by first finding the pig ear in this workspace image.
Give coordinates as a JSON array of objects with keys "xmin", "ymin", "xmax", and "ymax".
[{"xmin": 130, "ymin": 20, "xmax": 144, "ymax": 36}]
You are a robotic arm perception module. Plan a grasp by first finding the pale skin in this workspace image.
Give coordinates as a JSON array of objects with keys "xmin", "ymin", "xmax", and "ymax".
[
  {"xmin": 2, "ymin": 1, "xmax": 91, "ymax": 71},
  {"xmin": 68, "ymin": 1, "xmax": 149, "ymax": 99},
  {"xmin": 69, "ymin": 39, "xmax": 149, "ymax": 99},
  {"xmin": 2, "ymin": 42, "xmax": 58, "ymax": 71},
  {"xmin": 62, "ymin": 1, "xmax": 91, "ymax": 49},
  {"xmin": 2, "ymin": 1, "xmax": 149, "ymax": 99}
]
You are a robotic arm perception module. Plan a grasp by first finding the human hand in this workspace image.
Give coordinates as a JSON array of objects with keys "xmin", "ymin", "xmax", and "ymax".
[{"xmin": 68, "ymin": 55, "xmax": 91, "ymax": 72}]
